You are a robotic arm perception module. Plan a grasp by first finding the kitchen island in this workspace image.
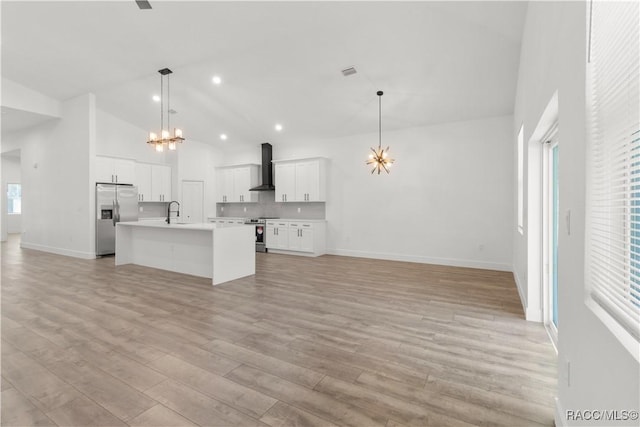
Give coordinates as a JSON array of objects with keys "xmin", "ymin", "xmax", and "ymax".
[{"xmin": 115, "ymin": 221, "xmax": 255, "ymax": 285}]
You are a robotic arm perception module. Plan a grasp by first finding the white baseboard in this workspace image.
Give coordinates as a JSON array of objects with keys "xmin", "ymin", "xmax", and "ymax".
[
  {"xmin": 513, "ymin": 268, "xmax": 543, "ymax": 322},
  {"xmin": 20, "ymin": 241, "xmax": 96, "ymax": 259},
  {"xmin": 554, "ymin": 397, "xmax": 567, "ymax": 427},
  {"xmin": 327, "ymin": 248, "xmax": 512, "ymax": 272},
  {"xmin": 267, "ymin": 249, "xmax": 321, "ymax": 257}
]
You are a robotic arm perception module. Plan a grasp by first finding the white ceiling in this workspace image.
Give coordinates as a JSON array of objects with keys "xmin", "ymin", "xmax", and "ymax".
[{"xmin": 1, "ymin": 1, "xmax": 527, "ymax": 146}]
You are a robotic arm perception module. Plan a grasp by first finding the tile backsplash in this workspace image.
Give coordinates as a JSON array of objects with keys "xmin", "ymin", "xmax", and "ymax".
[{"xmin": 216, "ymin": 191, "xmax": 325, "ymax": 219}]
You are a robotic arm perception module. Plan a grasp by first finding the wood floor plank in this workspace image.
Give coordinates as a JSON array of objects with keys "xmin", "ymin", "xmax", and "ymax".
[
  {"xmin": 259, "ymin": 401, "xmax": 339, "ymax": 427},
  {"xmin": 204, "ymin": 339, "xmax": 325, "ymax": 389},
  {"xmin": 144, "ymin": 379, "xmax": 269, "ymax": 427},
  {"xmin": 2, "ymin": 351, "xmax": 82, "ymax": 413},
  {"xmin": 355, "ymin": 371, "xmax": 550, "ymax": 427},
  {"xmin": 1, "ymin": 235, "xmax": 556, "ymax": 427},
  {"xmin": 44, "ymin": 395, "xmax": 127, "ymax": 427},
  {"xmin": 235, "ymin": 332, "xmax": 365, "ymax": 382},
  {"xmin": 127, "ymin": 404, "xmax": 198, "ymax": 427},
  {"xmin": 315, "ymin": 375, "xmax": 476, "ymax": 427},
  {"xmin": 1, "ymin": 388, "xmax": 57, "ymax": 426},
  {"xmin": 226, "ymin": 364, "xmax": 388, "ymax": 427},
  {"xmin": 147, "ymin": 354, "xmax": 277, "ymax": 419}
]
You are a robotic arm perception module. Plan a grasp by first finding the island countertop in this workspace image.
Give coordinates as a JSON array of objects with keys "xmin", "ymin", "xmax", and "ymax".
[
  {"xmin": 118, "ymin": 220, "xmax": 250, "ymax": 231},
  {"xmin": 115, "ymin": 221, "xmax": 255, "ymax": 285}
]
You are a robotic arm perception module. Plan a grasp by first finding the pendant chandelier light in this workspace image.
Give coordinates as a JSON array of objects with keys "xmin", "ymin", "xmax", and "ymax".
[
  {"xmin": 147, "ymin": 68, "xmax": 184, "ymax": 152},
  {"xmin": 366, "ymin": 90, "xmax": 394, "ymax": 174}
]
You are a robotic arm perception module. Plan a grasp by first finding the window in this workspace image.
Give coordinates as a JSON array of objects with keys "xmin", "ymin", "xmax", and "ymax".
[
  {"xmin": 586, "ymin": 0, "xmax": 640, "ymax": 341},
  {"xmin": 7, "ymin": 183, "xmax": 21, "ymax": 215},
  {"xmin": 517, "ymin": 125, "xmax": 524, "ymax": 234}
]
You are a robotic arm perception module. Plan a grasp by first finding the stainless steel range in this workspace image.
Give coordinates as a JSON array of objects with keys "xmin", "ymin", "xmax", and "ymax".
[{"xmin": 245, "ymin": 217, "xmax": 279, "ymax": 252}]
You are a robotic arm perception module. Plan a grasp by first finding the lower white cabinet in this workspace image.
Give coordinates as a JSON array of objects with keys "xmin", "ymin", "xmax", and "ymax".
[
  {"xmin": 266, "ymin": 220, "xmax": 325, "ymax": 256},
  {"xmin": 266, "ymin": 221, "xmax": 290, "ymax": 250},
  {"xmin": 207, "ymin": 218, "xmax": 246, "ymax": 226},
  {"xmin": 288, "ymin": 222, "xmax": 314, "ymax": 252}
]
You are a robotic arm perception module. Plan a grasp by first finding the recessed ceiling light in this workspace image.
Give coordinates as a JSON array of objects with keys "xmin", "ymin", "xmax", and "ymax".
[
  {"xmin": 212, "ymin": 76, "xmax": 222, "ymax": 85},
  {"xmin": 152, "ymin": 95, "xmax": 161, "ymax": 102},
  {"xmin": 220, "ymin": 134, "xmax": 228, "ymax": 140},
  {"xmin": 275, "ymin": 123, "xmax": 283, "ymax": 132}
]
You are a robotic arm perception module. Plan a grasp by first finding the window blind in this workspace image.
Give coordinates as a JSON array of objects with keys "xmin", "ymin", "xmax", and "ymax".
[{"xmin": 587, "ymin": 0, "xmax": 640, "ymax": 341}]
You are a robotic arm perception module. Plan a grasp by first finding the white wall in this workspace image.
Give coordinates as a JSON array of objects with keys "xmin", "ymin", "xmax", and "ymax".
[
  {"xmin": 3, "ymin": 94, "xmax": 95, "ymax": 258},
  {"xmin": 1, "ymin": 155, "xmax": 22, "ymax": 239},
  {"xmin": 95, "ymin": 108, "xmax": 167, "ymax": 164},
  {"xmin": 1, "ymin": 77, "xmax": 61, "ymax": 118},
  {"xmin": 513, "ymin": 2, "xmax": 639, "ymax": 425},
  {"xmin": 226, "ymin": 115, "xmax": 514, "ymax": 271}
]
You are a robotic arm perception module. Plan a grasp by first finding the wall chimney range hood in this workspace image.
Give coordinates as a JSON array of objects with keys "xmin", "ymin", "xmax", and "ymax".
[{"xmin": 249, "ymin": 143, "xmax": 275, "ymax": 191}]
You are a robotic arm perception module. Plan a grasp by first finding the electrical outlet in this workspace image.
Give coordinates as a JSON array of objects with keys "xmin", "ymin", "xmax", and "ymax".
[
  {"xmin": 297, "ymin": 207, "xmax": 301, "ymax": 213},
  {"xmin": 139, "ymin": 206, "xmax": 143, "ymax": 212},
  {"xmin": 243, "ymin": 207, "xmax": 247, "ymax": 212},
  {"xmin": 221, "ymin": 207, "xmax": 224, "ymax": 212}
]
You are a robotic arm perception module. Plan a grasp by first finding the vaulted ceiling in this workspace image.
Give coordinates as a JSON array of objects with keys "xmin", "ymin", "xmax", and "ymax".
[{"xmin": 1, "ymin": 1, "xmax": 527, "ymax": 146}]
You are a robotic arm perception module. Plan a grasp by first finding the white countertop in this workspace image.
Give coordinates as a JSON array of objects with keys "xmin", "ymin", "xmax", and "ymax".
[
  {"xmin": 267, "ymin": 218, "xmax": 327, "ymax": 223},
  {"xmin": 119, "ymin": 221, "xmax": 248, "ymax": 231}
]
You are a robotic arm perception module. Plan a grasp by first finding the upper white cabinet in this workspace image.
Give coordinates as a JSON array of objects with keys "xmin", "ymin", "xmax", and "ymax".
[
  {"xmin": 135, "ymin": 163, "xmax": 172, "ymax": 202},
  {"xmin": 273, "ymin": 158, "xmax": 327, "ymax": 202},
  {"xmin": 151, "ymin": 164, "xmax": 172, "ymax": 202},
  {"xmin": 274, "ymin": 163, "xmax": 296, "ymax": 202},
  {"xmin": 216, "ymin": 165, "xmax": 259, "ymax": 203},
  {"xmin": 96, "ymin": 156, "xmax": 135, "ymax": 184},
  {"xmin": 135, "ymin": 163, "xmax": 152, "ymax": 201}
]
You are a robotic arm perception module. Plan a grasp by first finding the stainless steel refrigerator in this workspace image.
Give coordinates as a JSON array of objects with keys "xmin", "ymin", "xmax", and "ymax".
[{"xmin": 96, "ymin": 183, "xmax": 138, "ymax": 256}]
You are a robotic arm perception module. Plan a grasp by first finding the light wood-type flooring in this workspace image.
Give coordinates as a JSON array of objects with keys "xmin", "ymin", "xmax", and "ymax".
[{"xmin": 1, "ymin": 234, "xmax": 557, "ymax": 426}]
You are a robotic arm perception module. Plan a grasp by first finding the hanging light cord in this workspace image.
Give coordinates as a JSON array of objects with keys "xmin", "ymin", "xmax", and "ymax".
[
  {"xmin": 167, "ymin": 73, "xmax": 171, "ymax": 133},
  {"xmin": 160, "ymin": 73, "xmax": 164, "ymax": 139},
  {"xmin": 378, "ymin": 92, "xmax": 382, "ymax": 149}
]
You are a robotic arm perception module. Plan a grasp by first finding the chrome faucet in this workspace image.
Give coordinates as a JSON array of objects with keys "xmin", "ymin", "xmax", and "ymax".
[{"xmin": 166, "ymin": 201, "xmax": 180, "ymax": 224}]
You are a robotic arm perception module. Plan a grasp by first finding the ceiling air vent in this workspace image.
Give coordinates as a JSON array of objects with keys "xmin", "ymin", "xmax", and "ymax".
[
  {"xmin": 136, "ymin": 1, "xmax": 152, "ymax": 10},
  {"xmin": 341, "ymin": 67, "xmax": 357, "ymax": 77}
]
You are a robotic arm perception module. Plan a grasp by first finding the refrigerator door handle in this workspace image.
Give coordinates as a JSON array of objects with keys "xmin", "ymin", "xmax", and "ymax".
[{"xmin": 112, "ymin": 201, "xmax": 117, "ymax": 226}]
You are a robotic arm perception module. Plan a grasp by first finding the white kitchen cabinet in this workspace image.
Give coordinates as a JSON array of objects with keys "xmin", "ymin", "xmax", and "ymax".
[
  {"xmin": 135, "ymin": 163, "xmax": 152, "ymax": 202},
  {"xmin": 233, "ymin": 166, "xmax": 259, "ymax": 203},
  {"xmin": 273, "ymin": 158, "xmax": 327, "ymax": 202},
  {"xmin": 135, "ymin": 163, "xmax": 172, "ymax": 202},
  {"xmin": 266, "ymin": 220, "xmax": 325, "ymax": 256},
  {"xmin": 295, "ymin": 161, "xmax": 322, "ymax": 202},
  {"xmin": 288, "ymin": 222, "xmax": 315, "ymax": 253},
  {"xmin": 216, "ymin": 165, "xmax": 259, "ymax": 203},
  {"xmin": 266, "ymin": 220, "xmax": 289, "ymax": 250},
  {"xmin": 274, "ymin": 163, "xmax": 296, "ymax": 202},
  {"xmin": 96, "ymin": 156, "xmax": 135, "ymax": 184},
  {"xmin": 151, "ymin": 164, "xmax": 172, "ymax": 202}
]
